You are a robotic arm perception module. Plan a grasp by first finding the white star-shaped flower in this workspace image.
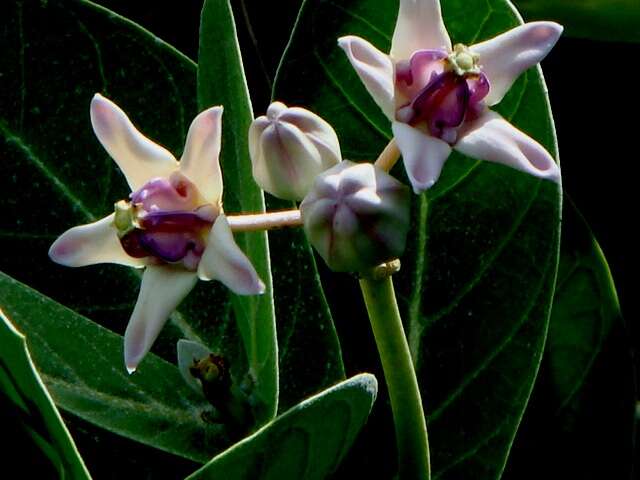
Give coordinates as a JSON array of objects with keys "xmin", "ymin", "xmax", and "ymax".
[
  {"xmin": 49, "ymin": 95, "xmax": 265, "ymax": 373},
  {"xmin": 338, "ymin": 0, "xmax": 562, "ymax": 192}
]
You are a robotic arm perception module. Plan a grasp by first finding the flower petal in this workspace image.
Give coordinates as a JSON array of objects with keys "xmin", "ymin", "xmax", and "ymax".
[
  {"xmin": 392, "ymin": 121, "xmax": 451, "ymax": 193},
  {"xmin": 278, "ymin": 106, "xmax": 342, "ymax": 170},
  {"xmin": 256, "ymin": 121, "xmax": 323, "ymax": 201},
  {"xmin": 179, "ymin": 106, "xmax": 224, "ymax": 204},
  {"xmin": 90, "ymin": 94, "xmax": 178, "ymax": 191},
  {"xmin": 49, "ymin": 213, "xmax": 145, "ymax": 268},
  {"xmin": 471, "ymin": 22, "xmax": 563, "ymax": 106},
  {"xmin": 124, "ymin": 266, "xmax": 197, "ymax": 373},
  {"xmin": 197, "ymin": 215, "xmax": 265, "ymax": 295},
  {"xmin": 391, "ymin": 0, "xmax": 451, "ymax": 60},
  {"xmin": 337, "ymin": 36, "xmax": 395, "ymax": 119},
  {"xmin": 455, "ymin": 110, "xmax": 560, "ymax": 181}
]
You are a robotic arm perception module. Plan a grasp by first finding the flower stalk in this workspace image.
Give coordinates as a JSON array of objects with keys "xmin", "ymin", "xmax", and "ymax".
[
  {"xmin": 374, "ymin": 138, "xmax": 401, "ymax": 172},
  {"xmin": 227, "ymin": 209, "xmax": 303, "ymax": 232},
  {"xmin": 359, "ymin": 270, "xmax": 430, "ymax": 480}
]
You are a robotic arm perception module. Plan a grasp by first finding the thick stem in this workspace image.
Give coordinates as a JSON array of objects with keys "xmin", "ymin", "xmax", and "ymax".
[
  {"xmin": 226, "ymin": 209, "xmax": 302, "ymax": 232},
  {"xmin": 374, "ymin": 138, "xmax": 401, "ymax": 172},
  {"xmin": 359, "ymin": 275, "xmax": 430, "ymax": 480}
]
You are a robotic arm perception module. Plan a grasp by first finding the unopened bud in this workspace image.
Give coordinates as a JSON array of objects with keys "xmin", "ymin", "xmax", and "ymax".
[
  {"xmin": 300, "ymin": 161, "xmax": 410, "ymax": 273},
  {"xmin": 249, "ymin": 102, "xmax": 342, "ymax": 201}
]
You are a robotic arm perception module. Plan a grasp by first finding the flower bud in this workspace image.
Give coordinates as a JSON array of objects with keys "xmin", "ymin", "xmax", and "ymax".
[
  {"xmin": 300, "ymin": 161, "xmax": 410, "ymax": 273},
  {"xmin": 249, "ymin": 102, "xmax": 342, "ymax": 201}
]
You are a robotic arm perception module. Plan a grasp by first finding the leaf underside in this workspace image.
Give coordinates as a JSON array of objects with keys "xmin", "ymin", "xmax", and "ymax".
[{"xmin": 186, "ymin": 374, "xmax": 378, "ymax": 480}]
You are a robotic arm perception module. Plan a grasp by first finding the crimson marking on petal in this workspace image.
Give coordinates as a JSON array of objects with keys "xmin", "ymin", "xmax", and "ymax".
[
  {"xmin": 120, "ymin": 231, "xmax": 150, "ymax": 259},
  {"xmin": 395, "ymin": 60, "xmax": 413, "ymax": 85},
  {"xmin": 139, "ymin": 211, "xmax": 213, "ymax": 232},
  {"xmin": 468, "ymin": 72, "xmax": 490, "ymax": 106},
  {"xmin": 139, "ymin": 231, "xmax": 204, "ymax": 265},
  {"xmin": 411, "ymin": 71, "xmax": 470, "ymax": 140},
  {"xmin": 130, "ymin": 174, "xmax": 201, "ymax": 212}
]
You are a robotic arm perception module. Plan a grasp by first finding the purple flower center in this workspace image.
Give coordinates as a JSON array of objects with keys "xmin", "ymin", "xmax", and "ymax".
[
  {"xmin": 119, "ymin": 173, "xmax": 218, "ymax": 270},
  {"xmin": 395, "ymin": 49, "xmax": 490, "ymax": 144}
]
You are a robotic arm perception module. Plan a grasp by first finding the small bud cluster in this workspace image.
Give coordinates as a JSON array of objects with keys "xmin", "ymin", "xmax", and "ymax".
[{"xmin": 249, "ymin": 103, "xmax": 412, "ymax": 274}]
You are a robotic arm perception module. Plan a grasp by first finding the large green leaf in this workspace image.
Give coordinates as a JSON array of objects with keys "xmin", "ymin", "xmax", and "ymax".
[
  {"xmin": 0, "ymin": 271, "xmax": 232, "ymax": 463},
  {"xmin": 266, "ymin": 204, "xmax": 346, "ymax": 412},
  {"xmin": 186, "ymin": 373, "xmax": 378, "ymax": 480},
  {"xmin": 198, "ymin": 0, "xmax": 345, "ymax": 413},
  {"xmin": 514, "ymin": 0, "xmax": 640, "ymax": 43},
  {"xmin": 503, "ymin": 200, "xmax": 636, "ymax": 479},
  {"xmin": 197, "ymin": 0, "xmax": 279, "ymax": 423},
  {"xmin": 274, "ymin": 0, "xmax": 561, "ymax": 478},
  {"xmin": 1, "ymin": 309, "xmax": 91, "ymax": 479}
]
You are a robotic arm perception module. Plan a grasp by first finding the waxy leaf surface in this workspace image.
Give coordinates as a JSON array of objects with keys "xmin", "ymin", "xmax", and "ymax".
[
  {"xmin": 504, "ymin": 200, "xmax": 636, "ymax": 479},
  {"xmin": 275, "ymin": 0, "xmax": 561, "ymax": 478},
  {"xmin": 198, "ymin": 0, "xmax": 278, "ymax": 423},
  {"xmin": 198, "ymin": 0, "xmax": 345, "ymax": 414},
  {"xmin": 187, "ymin": 374, "xmax": 377, "ymax": 480},
  {"xmin": 1, "ymin": 272, "xmax": 227, "ymax": 463},
  {"xmin": 0, "ymin": 309, "xmax": 91, "ymax": 479}
]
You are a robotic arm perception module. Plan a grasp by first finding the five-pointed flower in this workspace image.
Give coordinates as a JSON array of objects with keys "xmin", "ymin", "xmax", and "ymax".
[
  {"xmin": 338, "ymin": 0, "xmax": 562, "ymax": 193},
  {"xmin": 49, "ymin": 94, "xmax": 265, "ymax": 373}
]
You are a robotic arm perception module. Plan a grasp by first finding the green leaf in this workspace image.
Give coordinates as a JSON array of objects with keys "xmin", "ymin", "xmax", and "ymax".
[
  {"xmin": 545, "ymin": 200, "xmax": 620, "ymax": 407},
  {"xmin": 274, "ymin": 0, "xmax": 561, "ymax": 478},
  {"xmin": 198, "ymin": 0, "xmax": 346, "ymax": 413},
  {"xmin": 1, "ymin": 271, "xmax": 232, "ymax": 464},
  {"xmin": 514, "ymin": 0, "xmax": 640, "ymax": 43},
  {"xmin": 1, "ymin": 309, "xmax": 91, "ymax": 479},
  {"xmin": 267, "ymin": 197, "xmax": 346, "ymax": 411},
  {"xmin": 197, "ymin": 0, "xmax": 278, "ymax": 423},
  {"xmin": 186, "ymin": 374, "xmax": 378, "ymax": 480},
  {"xmin": 503, "ymin": 200, "xmax": 636, "ymax": 478}
]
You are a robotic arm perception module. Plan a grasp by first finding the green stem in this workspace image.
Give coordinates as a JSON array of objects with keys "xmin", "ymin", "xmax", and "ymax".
[{"xmin": 359, "ymin": 275, "xmax": 430, "ymax": 480}]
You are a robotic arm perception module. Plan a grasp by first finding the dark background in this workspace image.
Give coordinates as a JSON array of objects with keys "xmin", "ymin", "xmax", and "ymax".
[{"xmin": 10, "ymin": 0, "xmax": 637, "ymax": 478}]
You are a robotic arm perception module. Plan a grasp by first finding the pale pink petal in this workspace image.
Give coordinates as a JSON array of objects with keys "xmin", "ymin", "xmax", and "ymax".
[
  {"xmin": 337, "ymin": 36, "xmax": 395, "ymax": 119},
  {"xmin": 392, "ymin": 121, "xmax": 451, "ymax": 193},
  {"xmin": 91, "ymin": 94, "xmax": 178, "ymax": 191},
  {"xmin": 471, "ymin": 22, "xmax": 563, "ymax": 106},
  {"xmin": 49, "ymin": 213, "xmax": 145, "ymax": 268},
  {"xmin": 255, "ymin": 121, "xmax": 322, "ymax": 201},
  {"xmin": 197, "ymin": 215, "xmax": 265, "ymax": 295},
  {"xmin": 391, "ymin": 0, "xmax": 451, "ymax": 60},
  {"xmin": 179, "ymin": 106, "xmax": 224, "ymax": 204},
  {"xmin": 455, "ymin": 110, "xmax": 560, "ymax": 181},
  {"xmin": 124, "ymin": 266, "xmax": 197, "ymax": 373}
]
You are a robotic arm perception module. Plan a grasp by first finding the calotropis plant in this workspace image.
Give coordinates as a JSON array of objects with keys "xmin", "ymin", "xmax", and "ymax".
[
  {"xmin": 338, "ymin": 0, "xmax": 562, "ymax": 192},
  {"xmin": 49, "ymin": 94, "xmax": 265, "ymax": 373}
]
